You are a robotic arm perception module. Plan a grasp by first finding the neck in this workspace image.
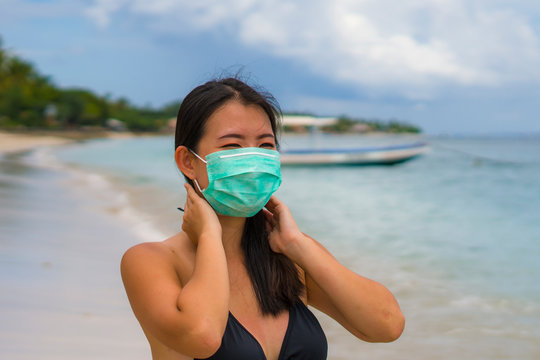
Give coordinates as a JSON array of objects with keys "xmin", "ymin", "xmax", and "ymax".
[{"xmin": 219, "ymin": 215, "xmax": 246, "ymax": 257}]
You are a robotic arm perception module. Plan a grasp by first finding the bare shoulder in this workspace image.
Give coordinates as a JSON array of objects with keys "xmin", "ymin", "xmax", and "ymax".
[
  {"xmin": 120, "ymin": 233, "xmax": 201, "ymax": 358},
  {"xmin": 121, "ymin": 232, "xmax": 196, "ymax": 287},
  {"xmin": 121, "ymin": 239, "xmax": 172, "ymax": 270}
]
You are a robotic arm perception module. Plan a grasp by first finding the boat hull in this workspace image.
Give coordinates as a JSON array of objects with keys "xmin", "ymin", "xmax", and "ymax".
[{"xmin": 280, "ymin": 142, "xmax": 429, "ymax": 166}]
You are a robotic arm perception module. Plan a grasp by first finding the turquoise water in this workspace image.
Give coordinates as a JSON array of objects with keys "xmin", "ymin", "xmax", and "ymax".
[{"xmin": 51, "ymin": 134, "xmax": 540, "ymax": 358}]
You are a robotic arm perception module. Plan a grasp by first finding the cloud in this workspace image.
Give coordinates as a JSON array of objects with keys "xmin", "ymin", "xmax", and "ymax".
[
  {"xmin": 84, "ymin": 0, "xmax": 128, "ymax": 28},
  {"xmin": 84, "ymin": 0, "xmax": 540, "ymax": 98}
]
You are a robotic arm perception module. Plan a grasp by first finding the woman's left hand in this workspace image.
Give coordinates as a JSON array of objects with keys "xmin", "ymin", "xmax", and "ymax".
[
  {"xmin": 265, "ymin": 197, "xmax": 405, "ymax": 343},
  {"xmin": 263, "ymin": 196, "xmax": 305, "ymax": 257}
]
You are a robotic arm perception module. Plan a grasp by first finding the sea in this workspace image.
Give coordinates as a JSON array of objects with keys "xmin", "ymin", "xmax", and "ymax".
[{"xmin": 40, "ymin": 133, "xmax": 540, "ymax": 359}]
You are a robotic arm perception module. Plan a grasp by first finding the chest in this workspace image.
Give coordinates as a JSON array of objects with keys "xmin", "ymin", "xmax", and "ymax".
[
  {"xmin": 203, "ymin": 302, "xmax": 328, "ymax": 360},
  {"xmin": 228, "ymin": 268, "xmax": 289, "ymax": 360}
]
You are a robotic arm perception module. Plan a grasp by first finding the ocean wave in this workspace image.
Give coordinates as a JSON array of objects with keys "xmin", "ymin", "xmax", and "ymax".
[
  {"xmin": 25, "ymin": 146, "xmax": 168, "ymax": 243},
  {"xmin": 448, "ymin": 294, "xmax": 540, "ymax": 315}
]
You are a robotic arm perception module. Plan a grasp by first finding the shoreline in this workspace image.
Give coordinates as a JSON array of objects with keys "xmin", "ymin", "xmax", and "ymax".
[
  {"xmin": 0, "ymin": 129, "xmax": 154, "ymax": 156},
  {"xmin": 0, "ymin": 131, "xmax": 75, "ymax": 155},
  {"xmin": 0, "ymin": 129, "xmax": 180, "ymax": 243},
  {"xmin": 0, "ymin": 129, "xmax": 426, "ymax": 156},
  {"xmin": 0, "ymin": 144, "xmax": 150, "ymax": 359}
]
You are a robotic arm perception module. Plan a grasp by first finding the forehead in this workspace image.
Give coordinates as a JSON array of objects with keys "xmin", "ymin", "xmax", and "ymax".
[{"xmin": 204, "ymin": 101, "xmax": 273, "ymax": 136}]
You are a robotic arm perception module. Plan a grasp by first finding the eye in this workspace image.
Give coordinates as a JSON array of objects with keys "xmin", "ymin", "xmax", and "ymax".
[
  {"xmin": 222, "ymin": 143, "xmax": 241, "ymax": 148},
  {"xmin": 260, "ymin": 142, "xmax": 276, "ymax": 149}
]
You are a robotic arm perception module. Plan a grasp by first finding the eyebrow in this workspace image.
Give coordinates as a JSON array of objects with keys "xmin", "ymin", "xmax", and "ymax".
[{"xmin": 218, "ymin": 133, "xmax": 275, "ymax": 140}]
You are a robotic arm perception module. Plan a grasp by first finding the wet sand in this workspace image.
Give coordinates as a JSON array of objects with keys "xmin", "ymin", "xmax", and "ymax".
[{"xmin": 0, "ymin": 145, "xmax": 149, "ymax": 359}]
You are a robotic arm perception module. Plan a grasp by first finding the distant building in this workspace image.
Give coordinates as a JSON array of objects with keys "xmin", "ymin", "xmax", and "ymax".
[
  {"xmin": 106, "ymin": 118, "xmax": 127, "ymax": 131},
  {"xmin": 166, "ymin": 118, "xmax": 176, "ymax": 132},
  {"xmin": 281, "ymin": 115, "xmax": 337, "ymax": 128},
  {"xmin": 351, "ymin": 122, "xmax": 371, "ymax": 133},
  {"xmin": 166, "ymin": 115, "xmax": 337, "ymax": 134}
]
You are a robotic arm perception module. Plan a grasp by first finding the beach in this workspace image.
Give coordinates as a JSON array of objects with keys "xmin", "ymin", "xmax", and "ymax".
[
  {"xmin": 0, "ymin": 131, "xmax": 74, "ymax": 154},
  {"xmin": 0, "ymin": 131, "xmax": 149, "ymax": 359},
  {"xmin": 0, "ymin": 130, "xmax": 138, "ymax": 155},
  {"xmin": 1, "ymin": 131, "xmax": 540, "ymax": 359}
]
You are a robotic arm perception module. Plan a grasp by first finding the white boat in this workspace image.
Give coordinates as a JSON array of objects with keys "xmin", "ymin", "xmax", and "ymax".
[{"xmin": 280, "ymin": 142, "xmax": 429, "ymax": 166}]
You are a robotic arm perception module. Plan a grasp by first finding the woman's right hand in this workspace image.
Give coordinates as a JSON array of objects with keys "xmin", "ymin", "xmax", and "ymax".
[
  {"xmin": 181, "ymin": 182, "xmax": 222, "ymax": 244},
  {"xmin": 121, "ymin": 181, "xmax": 229, "ymax": 358}
]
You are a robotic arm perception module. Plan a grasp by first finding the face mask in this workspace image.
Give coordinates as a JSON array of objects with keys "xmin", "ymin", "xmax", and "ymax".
[{"xmin": 190, "ymin": 147, "xmax": 282, "ymax": 217}]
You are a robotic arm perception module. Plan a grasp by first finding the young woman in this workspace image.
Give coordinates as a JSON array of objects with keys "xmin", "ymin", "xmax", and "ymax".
[{"xmin": 121, "ymin": 78, "xmax": 404, "ymax": 360}]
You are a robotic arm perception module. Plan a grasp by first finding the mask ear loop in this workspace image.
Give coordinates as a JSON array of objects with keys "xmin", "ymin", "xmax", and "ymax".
[
  {"xmin": 193, "ymin": 178, "xmax": 205, "ymax": 193},
  {"xmin": 189, "ymin": 149, "xmax": 207, "ymax": 164},
  {"xmin": 189, "ymin": 149, "xmax": 207, "ymax": 192}
]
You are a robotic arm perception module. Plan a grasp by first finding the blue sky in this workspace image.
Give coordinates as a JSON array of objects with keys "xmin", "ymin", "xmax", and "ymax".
[{"xmin": 1, "ymin": 0, "xmax": 540, "ymax": 134}]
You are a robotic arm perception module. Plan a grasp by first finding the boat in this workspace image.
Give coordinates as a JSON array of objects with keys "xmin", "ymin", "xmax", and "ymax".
[{"xmin": 280, "ymin": 142, "xmax": 429, "ymax": 166}]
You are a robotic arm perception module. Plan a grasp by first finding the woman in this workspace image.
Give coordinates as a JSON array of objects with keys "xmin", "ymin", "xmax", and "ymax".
[{"xmin": 121, "ymin": 78, "xmax": 404, "ymax": 360}]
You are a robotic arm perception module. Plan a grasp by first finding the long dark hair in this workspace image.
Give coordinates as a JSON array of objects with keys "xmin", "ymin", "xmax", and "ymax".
[{"xmin": 175, "ymin": 77, "xmax": 303, "ymax": 316}]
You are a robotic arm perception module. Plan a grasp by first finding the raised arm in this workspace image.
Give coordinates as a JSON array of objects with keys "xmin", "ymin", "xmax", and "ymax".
[
  {"xmin": 264, "ymin": 196, "xmax": 405, "ymax": 343},
  {"xmin": 121, "ymin": 183, "xmax": 229, "ymax": 358}
]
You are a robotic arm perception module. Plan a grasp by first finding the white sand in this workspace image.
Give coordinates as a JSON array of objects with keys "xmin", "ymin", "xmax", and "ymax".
[
  {"xmin": 0, "ymin": 131, "xmax": 138, "ymax": 155},
  {"xmin": 0, "ymin": 131, "xmax": 73, "ymax": 154}
]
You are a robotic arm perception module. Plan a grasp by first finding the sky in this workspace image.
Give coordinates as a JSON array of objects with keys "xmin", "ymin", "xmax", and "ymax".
[{"xmin": 1, "ymin": 0, "xmax": 540, "ymax": 135}]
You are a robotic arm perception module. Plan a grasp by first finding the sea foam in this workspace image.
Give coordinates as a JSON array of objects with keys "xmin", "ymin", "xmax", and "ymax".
[{"xmin": 26, "ymin": 147, "xmax": 168, "ymax": 244}]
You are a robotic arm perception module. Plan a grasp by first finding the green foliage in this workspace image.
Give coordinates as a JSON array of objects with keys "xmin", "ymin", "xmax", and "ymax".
[
  {"xmin": 0, "ymin": 36, "xmax": 179, "ymax": 131},
  {"xmin": 0, "ymin": 40, "xmax": 59, "ymax": 128},
  {"xmin": 363, "ymin": 119, "xmax": 421, "ymax": 133},
  {"xmin": 55, "ymin": 89, "xmax": 109, "ymax": 127},
  {"xmin": 0, "ymin": 35, "xmax": 420, "ymax": 134},
  {"xmin": 321, "ymin": 116, "xmax": 357, "ymax": 133},
  {"xmin": 318, "ymin": 115, "xmax": 421, "ymax": 134},
  {"xmin": 108, "ymin": 99, "xmax": 179, "ymax": 132}
]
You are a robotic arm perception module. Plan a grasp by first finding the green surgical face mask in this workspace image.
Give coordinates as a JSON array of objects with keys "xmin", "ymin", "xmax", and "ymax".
[{"xmin": 190, "ymin": 147, "xmax": 282, "ymax": 217}]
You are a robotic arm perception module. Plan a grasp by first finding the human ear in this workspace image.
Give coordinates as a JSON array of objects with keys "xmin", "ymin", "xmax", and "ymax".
[{"xmin": 174, "ymin": 145, "xmax": 196, "ymax": 180}]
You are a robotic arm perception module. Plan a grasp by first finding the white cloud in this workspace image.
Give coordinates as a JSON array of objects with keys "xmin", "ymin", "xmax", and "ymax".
[
  {"xmin": 84, "ymin": 0, "xmax": 540, "ymax": 97},
  {"xmin": 84, "ymin": 0, "xmax": 128, "ymax": 28}
]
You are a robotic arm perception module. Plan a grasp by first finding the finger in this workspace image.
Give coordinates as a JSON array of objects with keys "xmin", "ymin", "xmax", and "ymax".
[
  {"xmin": 262, "ymin": 208, "xmax": 272, "ymax": 219},
  {"xmin": 183, "ymin": 199, "xmax": 188, "ymax": 212},
  {"xmin": 184, "ymin": 194, "xmax": 192, "ymax": 209},
  {"xmin": 265, "ymin": 196, "xmax": 280, "ymax": 212},
  {"xmin": 262, "ymin": 208, "xmax": 275, "ymax": 225},
  {"xmin": 262, "ymin": 210, "xmax": 277, "ymax": 235},
  {"xmin": 265, "ymin": 217, "xmax": 273, "ymax": 233},
  {"xmin": 184, "ymin": 182, "xmax": 195, "ymax": 197},
  {"xmin": 184, "ymin": 183, "xmax": 191, "ymax": 201},
  {"xmin": 185, "ymin": 182, "xmax": 207, "ymax": 203},
  {"xmin": 184, "ymin": 183, "xmax": 199, "ymax": 205}
]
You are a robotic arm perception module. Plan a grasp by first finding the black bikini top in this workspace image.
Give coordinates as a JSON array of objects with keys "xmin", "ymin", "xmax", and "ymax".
[{"xmin": 197, "ymin": 301, "xmax": 327, "ymax": 360}]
